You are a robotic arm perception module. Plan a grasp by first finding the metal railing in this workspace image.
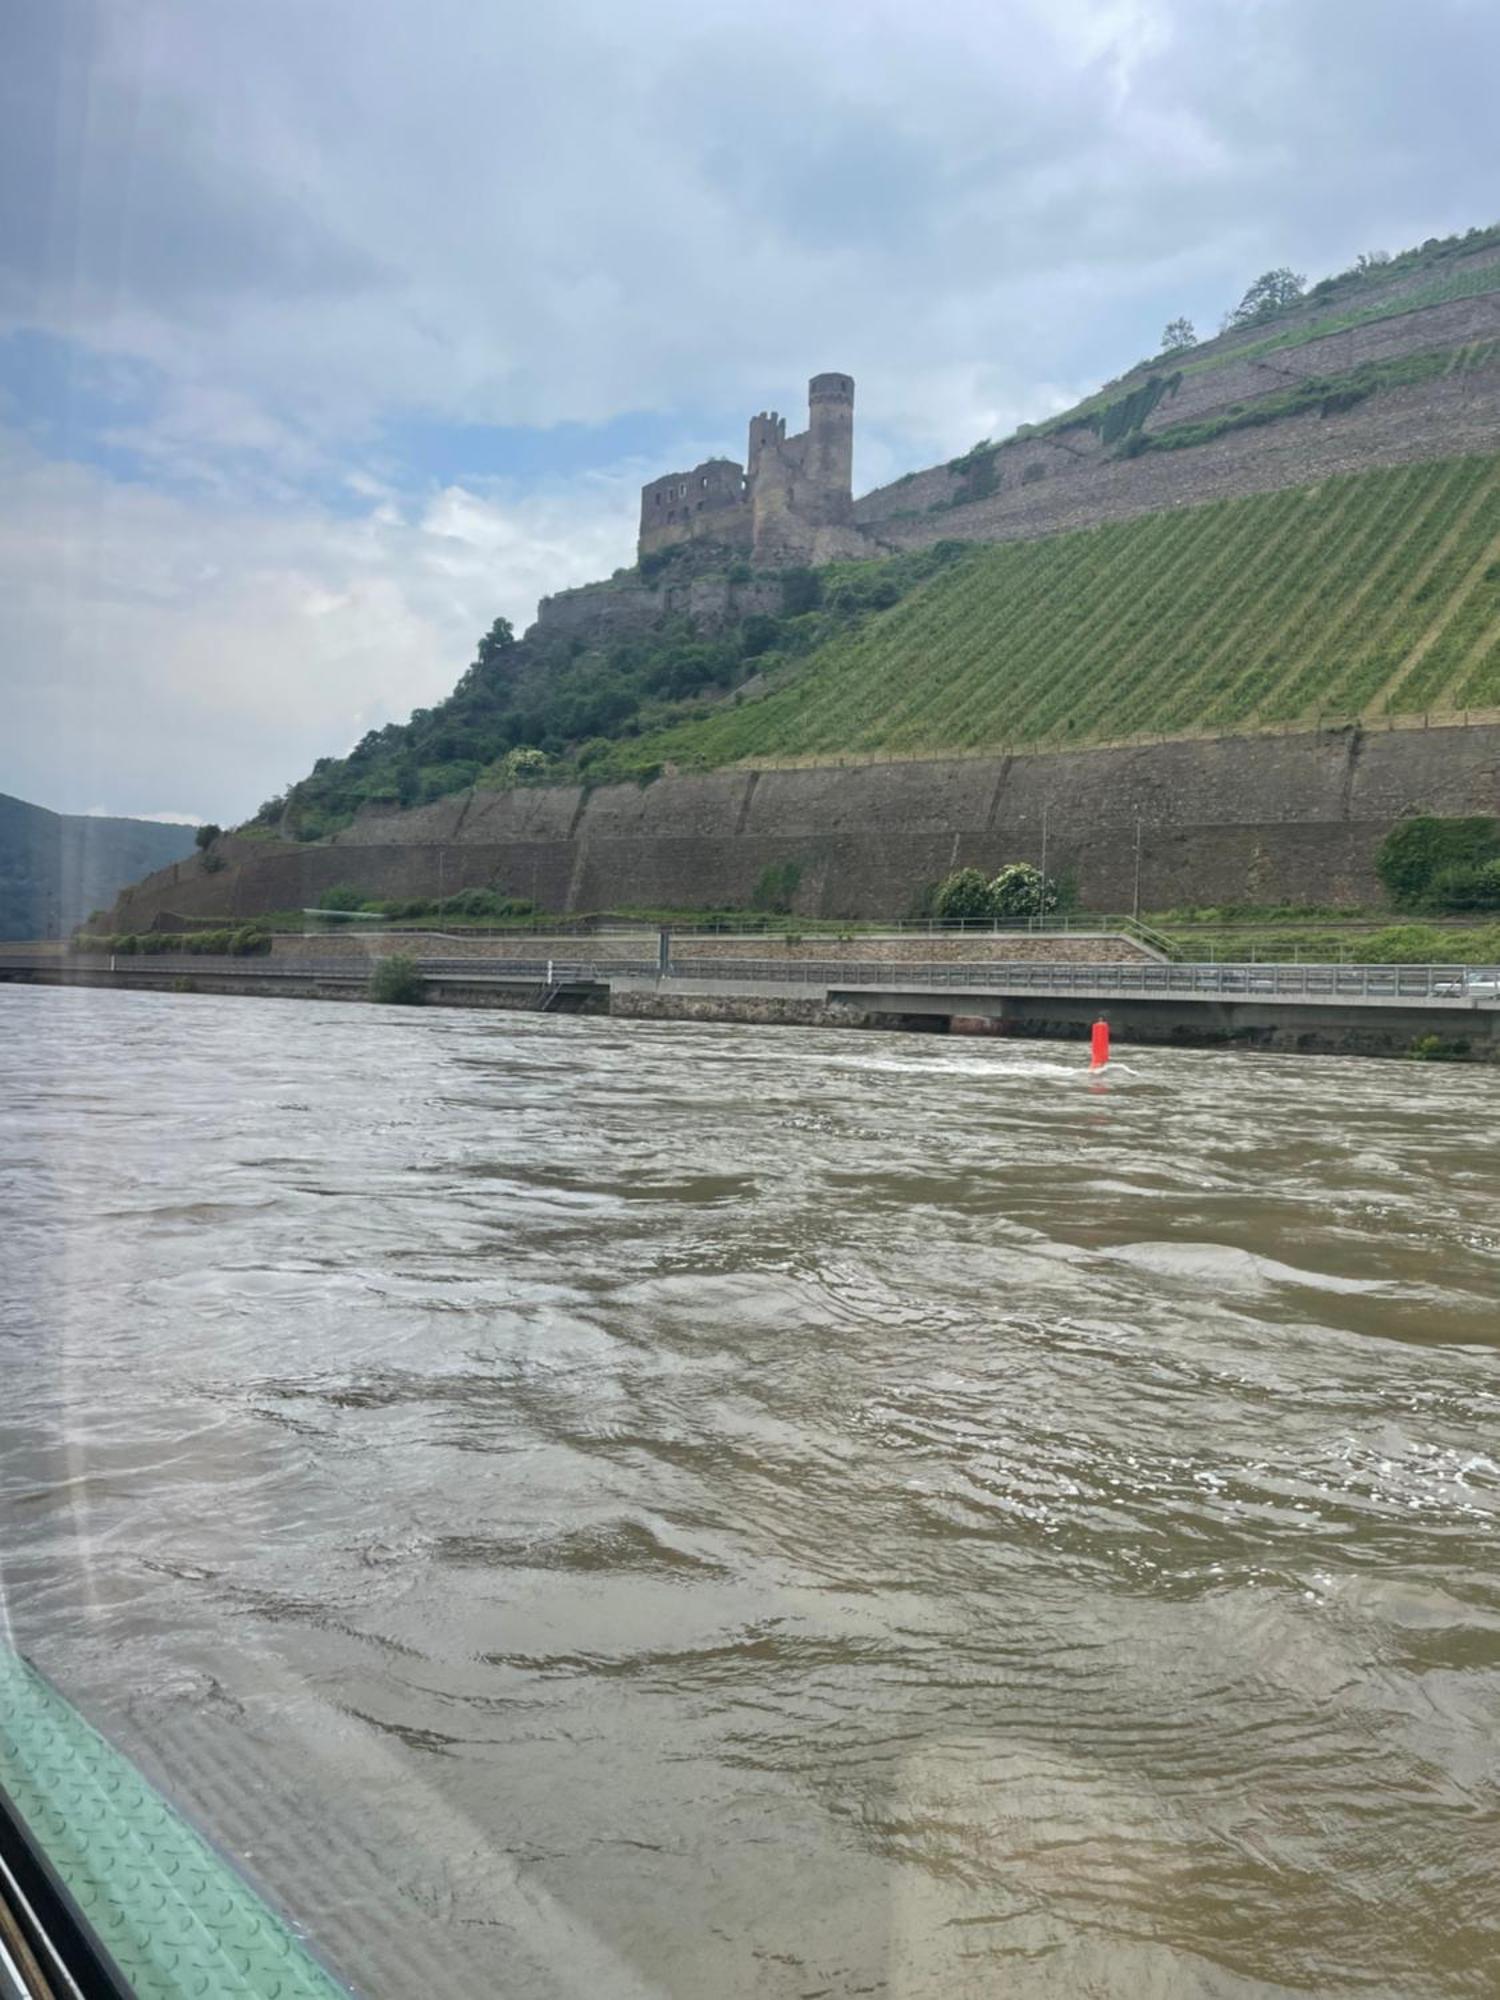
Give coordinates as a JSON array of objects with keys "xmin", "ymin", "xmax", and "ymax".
[
  {"xmin": 659, "ymin": 958, "xmax": 1500, "ymax": 1003},
  {"xmin": 20, "ymin": 954, "xmax": 1500, "ymax": 1006}
]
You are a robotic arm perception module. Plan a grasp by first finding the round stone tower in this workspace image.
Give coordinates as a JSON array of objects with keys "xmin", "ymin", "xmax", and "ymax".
[{"xmin": 805, "ymin": 373, "xmax": 854, "ymax": 523}]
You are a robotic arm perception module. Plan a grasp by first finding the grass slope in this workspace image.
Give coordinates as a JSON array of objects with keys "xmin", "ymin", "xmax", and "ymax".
[{"xmin": 628, "ymin": 453, "xmax": 1500, "ymax": 771}]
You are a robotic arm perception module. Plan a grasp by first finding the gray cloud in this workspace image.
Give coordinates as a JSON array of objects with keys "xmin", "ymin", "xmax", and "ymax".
[
  {"xmin": 6, "ymin": 0, "xmax": 1493, "ymax": 448},
  {"xmin": 1, "ymin": 3, "xmax": 386, "ymax": 330},
  {"xmin": 11, "ymin": 0, "xmax": 1500, "ymax": 450}
]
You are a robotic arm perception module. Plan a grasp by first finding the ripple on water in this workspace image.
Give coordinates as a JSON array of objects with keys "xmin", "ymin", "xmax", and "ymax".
[{"xmin": 3, "ymin": 987, "xmax": 1500, "ymax": 2000}]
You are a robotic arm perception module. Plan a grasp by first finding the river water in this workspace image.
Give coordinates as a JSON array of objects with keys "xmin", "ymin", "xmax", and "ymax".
[{"xmin": 2, "ymin": 986, "xmax": 1498, "ymax": 1998}]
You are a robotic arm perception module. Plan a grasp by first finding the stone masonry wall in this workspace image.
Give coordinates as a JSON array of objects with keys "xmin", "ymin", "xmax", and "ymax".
[
  {"xmin": 109, "ymin": 720, "xmax": 1500, "ymax": 932},
  {"xmin": 863, "ymin": 371, "xmax": 1500, "ymax": 553},
  {"xmin": 855, "ymin": 290, "xmax": 1500, "ymax": 537}
]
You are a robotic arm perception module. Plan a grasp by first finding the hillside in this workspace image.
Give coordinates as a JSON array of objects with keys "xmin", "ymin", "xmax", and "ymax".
[
  {"xmin": 625, "ymin": 452, "xmax": 1500, "ymax": 770},
  {"xmin": 0, "ymin": 793, "xmax": 200, "ymax": 939},
  {"xmin": 241, "ymin": 220, "xmax": 1500, "ymax": 849}
]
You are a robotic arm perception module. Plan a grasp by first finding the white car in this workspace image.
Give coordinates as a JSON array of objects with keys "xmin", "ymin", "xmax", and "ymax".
[{"xmin": 1432, "ymin": 971, "xmax": 1500, "ymax": 999}]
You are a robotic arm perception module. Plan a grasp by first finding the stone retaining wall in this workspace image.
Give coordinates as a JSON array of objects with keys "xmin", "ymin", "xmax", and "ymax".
[
  {"xmin": 855, "ymin": 290, "xmax": 1500, "ymax": 531},
  {"xmin": 863, "ymin": 375, "xmax": 1500, "ymax": 552},
  {"xmin": 106, "ymin": 720, "xmax": 1500, "ymax": 932}
]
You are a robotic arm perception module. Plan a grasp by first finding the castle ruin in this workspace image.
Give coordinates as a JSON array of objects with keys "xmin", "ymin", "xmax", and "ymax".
[{"xmin": 639, "ymin": 373, "xmax": 868, "ymax": 568}]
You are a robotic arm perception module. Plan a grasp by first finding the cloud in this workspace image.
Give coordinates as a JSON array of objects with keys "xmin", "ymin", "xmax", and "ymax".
[
  {"xmin": 0, "ymin": 426, "xmax": 638, "ymax": 821},
  {"xmin": 85, "ymin": 806, "xmax": 201, "ymax": 823},
  {"xmin": 9, "ymin": 0, "xmax": 1496, "ymax": 454}
]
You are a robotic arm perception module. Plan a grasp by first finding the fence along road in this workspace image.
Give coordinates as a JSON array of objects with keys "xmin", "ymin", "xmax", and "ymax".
[{"xmin": 10, "ymin": 953, "xmax": 1499, "ymax": 1011}]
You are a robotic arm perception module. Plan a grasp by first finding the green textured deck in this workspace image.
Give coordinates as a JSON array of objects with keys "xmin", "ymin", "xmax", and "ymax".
[{"xmin": 0, "ymin": 1645, "xmax": 349, "ymax": 1998}]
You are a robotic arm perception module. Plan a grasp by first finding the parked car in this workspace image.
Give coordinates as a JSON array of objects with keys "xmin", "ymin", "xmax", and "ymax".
[{"xmin": 1432, "ymin": 970, "xmax": 1500, "ymax": 999}]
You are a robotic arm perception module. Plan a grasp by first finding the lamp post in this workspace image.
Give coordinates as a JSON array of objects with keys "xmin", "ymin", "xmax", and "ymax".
[{"xmin": 1132, "ymin": 816, "xmax": 1143, "ymax": 921}]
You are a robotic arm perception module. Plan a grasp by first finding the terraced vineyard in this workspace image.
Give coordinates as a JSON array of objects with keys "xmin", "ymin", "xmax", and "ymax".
[
  {"xmin": 639, "ymin": 452, "xmax": 1500, "ymax": 769},
  {"xmin": 1203, "ymin": 256, "xmax": 1500, "ymax": 375},
  {"xmin": 1024, "ymin": 249, "xmax": 1500, "ymax": 439}
]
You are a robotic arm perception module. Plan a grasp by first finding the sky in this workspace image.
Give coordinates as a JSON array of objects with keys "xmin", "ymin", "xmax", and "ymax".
[{"xmin": 2, "ymin": 0, "xmax": 1498, "ymax": 824}]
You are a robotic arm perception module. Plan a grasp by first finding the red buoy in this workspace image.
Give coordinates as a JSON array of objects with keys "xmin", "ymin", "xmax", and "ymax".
[{"xmin": 1089, "ymin": 1018, "xmax": 1111, "ymax": 1070}]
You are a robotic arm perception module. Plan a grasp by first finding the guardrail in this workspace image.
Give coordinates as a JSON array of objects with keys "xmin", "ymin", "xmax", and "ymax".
[
  {"xmin": 15, "ymin": 954, "xmax": 1500, "ymax": 1006},
  {"xmin": 660, "ymin": 958, "xmax": 1500, "ymax": 1002}
]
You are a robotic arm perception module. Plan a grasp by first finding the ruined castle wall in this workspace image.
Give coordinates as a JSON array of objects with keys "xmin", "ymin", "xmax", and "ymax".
[
  {"xmin": 108, "ymin": 722, "xmax": 1500, "ymax": 932},
  {"xmin": 639, "ymin": 459, "xmax": 752, "ymax": 558}
]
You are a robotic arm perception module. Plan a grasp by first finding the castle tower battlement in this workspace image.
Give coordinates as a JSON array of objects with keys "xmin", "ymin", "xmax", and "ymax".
[{"xmin": 638, "ymin": 374, "xmax": 859, "ymax": 567}]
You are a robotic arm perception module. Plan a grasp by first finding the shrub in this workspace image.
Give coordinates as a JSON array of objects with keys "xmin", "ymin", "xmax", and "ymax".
[
  {"xmin": 990, "ymin": 862, "xmax": 1059, "ymax": 920},
  {"xmin": 1425, "ymin": 858, "xmax": 1500, "ymax": 911},
  {"xmin": 1376, "ymin": 816, "xmax": 1500, "ymax": 907},
  {"xmin": 740, "ymin": 613, "xmax": 780, "ymax": 657},
  {"xmin": 74, "ymin": 926, "xmax": 272, "ymax": 957},
  {"xmin": 932, "ymin": 868, "xmax": 994, "ymax": 923},
  {"xmin": 319, "ymin": 885, "xmax": 368, "ymax": 911},
  {"xmin": 779, "ymin": 569, "xmax": 823, "ymax": 617},
  {"xmin": 751, "ymin": 860, "xmax": 803, "ymax": 914},
  {"xmin": 1409, "ymin": 1034, "xmax": 1470, "ymax": 1062},
  {"xmin": 1361, "ymin": 924, "xmax": 1453, "ymax": 963},
  {"xmin": 370, "ymin": 955, "xmax": 425, "ymax": 1005},
  {"xmin": 502, "ymin": 746, "xmax": 548, "ymax": 783},
  {"xmin": 194, "ymin": 824, "xmax": 222, "ymax": 850}
]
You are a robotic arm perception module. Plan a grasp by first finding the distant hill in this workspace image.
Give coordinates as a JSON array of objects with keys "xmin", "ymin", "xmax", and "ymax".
[{"xmin": 0, "ymin": 793, "xmax": 201, "ymax": 939}]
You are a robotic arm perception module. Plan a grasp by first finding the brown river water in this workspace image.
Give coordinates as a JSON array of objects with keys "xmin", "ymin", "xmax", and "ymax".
[{"xmin": 2, "ymin": 985, "xmax": 1498, "ymax": 1998}]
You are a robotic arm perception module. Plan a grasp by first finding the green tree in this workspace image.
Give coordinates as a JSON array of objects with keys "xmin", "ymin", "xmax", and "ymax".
[
  {"xmin": 194, "ymin": 823, "xmax": 222, "ymax": 850},
  {"xmin": 933, "ymin": 868, "xmax": 994, "ymax": 923},
  {"xmin": 502, "ymin": 746, "xmax": 548, "ymax": 783},
  {"xmin": 989, "ymin": 862, "xmax": 1058, "ymax": 920},
  {"xmin": 1425, "ymin": 858, "xmax": 1500, "ymax": 911},
  {"xmin": 1223, "ymin": 268, "xmax": 1306, "ymax": 329},
  {"xmin": 1376, "ymin": 816, "xmax": 1499, "ymax": 908},
  {"xmin": 1160, "ymin": 317, "xmax": 1197, "ymax": 352}
]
